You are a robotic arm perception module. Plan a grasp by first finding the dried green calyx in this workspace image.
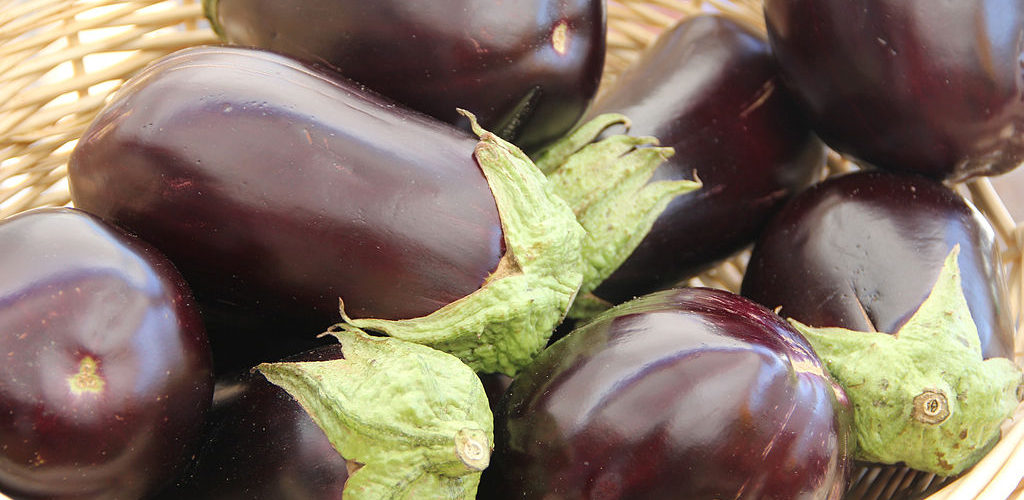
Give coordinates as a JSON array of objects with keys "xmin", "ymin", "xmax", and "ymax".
[
  {"xmin": 332, "ymin": 110, "xmax": 585, "ymax": 376},
  {"xmin": 257, "ymin": 329, "xmax": 493, "ymax": 500},
  {"xmin": 790, "ymin": 245, "xmax": 1024, "ymax": 476},
  {"xmin": 534, "ymin": 113, "xmax": 700, "ymax": 319}
]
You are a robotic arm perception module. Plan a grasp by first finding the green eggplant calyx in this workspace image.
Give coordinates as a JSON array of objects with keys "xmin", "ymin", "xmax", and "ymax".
[
  {"xmin": 536, "ymin": 113, "xmax": 700, "ymax": 319},
  {"xmin": 257, "ymin": 329, "xmax": 494, "ymax": 500},
  {"xmin": 332, "ymin": 109, "xmax": 585, "ymax": 376},
  {"xmin": 532, "ymin": 113, "xmax": 632, "ymax": 174},
  {"xmin": 789, "ymin": 245, "xmax": 1024, "ymax": 476}
]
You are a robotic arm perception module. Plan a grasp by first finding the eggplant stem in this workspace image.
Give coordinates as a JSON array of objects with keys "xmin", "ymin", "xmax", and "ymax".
[{"xmin": 912, "ymin": 390, "xmax": 951, "ymax": 425}]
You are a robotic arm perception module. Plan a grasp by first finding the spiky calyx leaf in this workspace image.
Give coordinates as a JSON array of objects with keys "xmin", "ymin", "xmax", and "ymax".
[
  {"xmin": 790, "ymin": 245, "xmax": 1023, "ymax": 476},
  {"xmin": 535, "ymin": 113, "xmax": 700, "ymax": 319},
  {"xmin": 257, "ymin": 329, "xmax": 493, "ymax": 500}
]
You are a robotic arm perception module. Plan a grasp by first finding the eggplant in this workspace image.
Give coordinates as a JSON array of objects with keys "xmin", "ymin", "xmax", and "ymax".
[
  {"xmin": 71, "ymin": 46, "xmax": 503, "ymax": 328},
  {"xmin": 763, "ymin": 0, "xmax": 1024, "ymax": 181},
  {"xmin": 741, "ymin": 170, "xmax": 1015, "ymax": 360},
  {"xmin": 157, "ymin": 344, "xmax": 348, "ymax": 500},
  {"xmin": 68, "ymin": 45, "xmax": 598, "ymax": 376},
  {"xmin": 0, "ymin": 208, "xmax": 213, "ymax": 500},
  {"xmin": 570, "ymin": 14, "xmax": 825, "ymax": 304},
  {"xmin": 203, "ymin": 0, "xmax": 606, "ymax": 153},
  {"xmin": 741, "ymin": 171, "xmax": 1023, "ymax": 475},
  {"xmin": 480, "ymin": 287, "xmax": 853, "ymax": 500}
]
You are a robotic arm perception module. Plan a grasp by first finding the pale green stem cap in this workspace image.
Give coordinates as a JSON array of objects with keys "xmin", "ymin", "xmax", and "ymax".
[
  {"xmin": 536, "ymin": 113, "xmax": 700, "ymax": 319},
  {"xmin": 257, "ymin": 329, "xmax": 494, "ymax": 500},
  {"xmin": 790, "ymin": 245, "xmax": 1024, "ymax": 476}
]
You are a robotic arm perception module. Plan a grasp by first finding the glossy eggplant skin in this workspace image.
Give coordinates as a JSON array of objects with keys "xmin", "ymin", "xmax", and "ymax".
[
  {"xmin": 0, "ymin": 208, "xmax": 213, "ymax": 500},
  {"xmin": 68, "ymin": 46, "xmax": 505, "ymax": 372},
  {"xmin": 589, "ymin": 15, "xmax": 825, "ymax": 304},
  {"xmin": 740, "ymin": 170, "xmax": 1016, "ymax": 360},
  {"xmin": 481, "ymin": 287, "xmax": 852, "ymax": 500},
  {"xmin": 764, "ymin": 0, "xmax": 1024, "ymax": 181},
  {"xmin": 207, "ymin": 0, "xmax": 606, "ymax": 154},
  {"xmin": 157, "ymin": 344, "xmax": 347, "ymax": 500}
]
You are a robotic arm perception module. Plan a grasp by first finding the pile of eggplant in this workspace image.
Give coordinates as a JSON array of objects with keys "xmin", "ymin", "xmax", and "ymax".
[{"xmin": 1, "ymin": 0, "xmax": 1022, "ymax": 498}]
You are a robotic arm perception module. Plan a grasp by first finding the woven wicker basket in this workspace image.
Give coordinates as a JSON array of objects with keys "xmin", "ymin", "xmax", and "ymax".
[{"xmin": 0, "ymin": 0, "xmax": 1021, "ymax": 499}]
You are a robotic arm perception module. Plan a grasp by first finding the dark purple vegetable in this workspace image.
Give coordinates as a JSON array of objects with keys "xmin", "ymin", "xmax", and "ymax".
[
  {"xmin": 740, "ymin": 170, "xmax": 1016, "ymax": 360},
  {"xmin": 585, "ymin": 14, "xmax": 825, "ymax": 304},
  {"xmin": 0, "ymin": 207, "xmax": 213, "ymax": 500},
  {"xmin": 203, "ymin": 0, "xmax": 606, "ymax": 153},
  {"xmin": 68, "ymin": 45, "xmax": 505, "ymax": 371},
  {"xmin": 763, "ymin": 0, "xmax": 1024, "ymax": 181},
  {"xmin": 741, "ymin": 171, "xmax": 1023, "ymax": 476},
  {"xmin": 157, "ymin": 344, "xmax": 348, "ymax": 500},
  {"xmin": 480, "ymin": 287, "xmax": 853, "ymax": 500}
]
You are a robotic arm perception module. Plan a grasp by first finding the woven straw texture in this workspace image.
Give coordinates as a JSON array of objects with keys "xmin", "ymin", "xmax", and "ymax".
[{"xmin": 0, "ymin": 1, "xmax": 1022, "ymax": 499}]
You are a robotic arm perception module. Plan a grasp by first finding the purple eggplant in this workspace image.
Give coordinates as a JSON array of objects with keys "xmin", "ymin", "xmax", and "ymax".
[
  {"xmin": 741, "ymin": 170, "xmax": 1015, "ymax": 360},
  {"xmin": 579, "ymin": 14, "xmax": 825, "ymax": 304},
  {"xmin": 203, "ymin": 0, "xmax": 606, "ymax": 153},
  {"xmin": 480, "ymin": 287, "xmax": 853, "ymax": 500},
  {"xmin": 70, "ymin": 46, "xmax": 503, "ymax": 329},
  {"xmin": 68, "ymin": 45, "xmax": 618, "ymax": 377},
  {"xmin": 741, "ymin": 170, "xmax": 1023, "ymax": 476},
  {"xmin": 68, "ymin": 46, "xmax": 504, "ymax": 372},
  {"xmin": 0, "ymin": 208, "xmax": 213, "ymax": 500},
  {"xmin": 763, "ymin": 0, "xmax": 1024, "ymax": 181},
  {"xmin": 156, "ymin": 344, "xmax": 348, "ymax": 500}
]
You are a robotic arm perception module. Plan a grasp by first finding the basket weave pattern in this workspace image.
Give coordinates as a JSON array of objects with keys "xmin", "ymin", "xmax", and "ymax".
[{"xmin": 0, "ymin": 1, "xmax": 1022, "ymax": 499}]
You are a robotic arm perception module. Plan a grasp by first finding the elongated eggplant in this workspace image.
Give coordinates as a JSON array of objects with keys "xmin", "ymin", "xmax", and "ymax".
[
  {"xmin": 70, "ymin": 45, "xmax": 673, "ymax": 376},
  {"xmin": 71, "ymin": 46, "xmax": 503, "ymax": 327},
  {"xmin": 0, "ymin": 208, "xmax": 213, "ymax": 500},
  {"xmin": 764, "ymin": 0, "xmax": 1024, "ymax": 181},
  {"xmin": 203, "ymin": 0, "xmax": 606, "ymax": 153},
  {"xmin": 481, "ymin": 287, "xmax": 853, "ymax": 500},
  {"xmin": 571, "ymin": 14, "xmax": 825, "ymax": 304},
  {"xmin": 741, "ymin": 170, "xmax": 1015, "ymax": 360},
  {"xmin": 70, "ymin": 46, "xmax": 507, "ymax": 371},
  {"xmin": 157, "ymin": 344, "xmax": 348, "ymax": 500},
  {"xmin": 741, "ymin": 171, "xmax": 1023, "ymax": 475}
]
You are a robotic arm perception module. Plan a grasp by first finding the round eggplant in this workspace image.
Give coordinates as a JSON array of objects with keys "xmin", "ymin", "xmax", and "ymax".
[
  {"xmin": 157, "ymin": 344, "xmax": 348, "ymax": 500},
  {"xmin": 740, "ymin": 170, "xmax": 1024, "ymax": 476},
  {"xmin": 481, "ymin": 287, "xmax": 853, "ymax": 500},
  {"xmin": 584, "ymin": 14, "xmax": 825, "ymax": 304},
  {"xmin": 204, "ymin": 0, "xmax": 606, "ymax": 153},
  {"xmin": 0, "ymin": 208, "xmax": 213, "ymax": 500},
  {"xmin": 740, "ymin": 170, "xmax": 1016, "ymax": 360},
  {"xmin": 763, "ymin": 0, "xmax": 1024, "ymax": 181}
]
